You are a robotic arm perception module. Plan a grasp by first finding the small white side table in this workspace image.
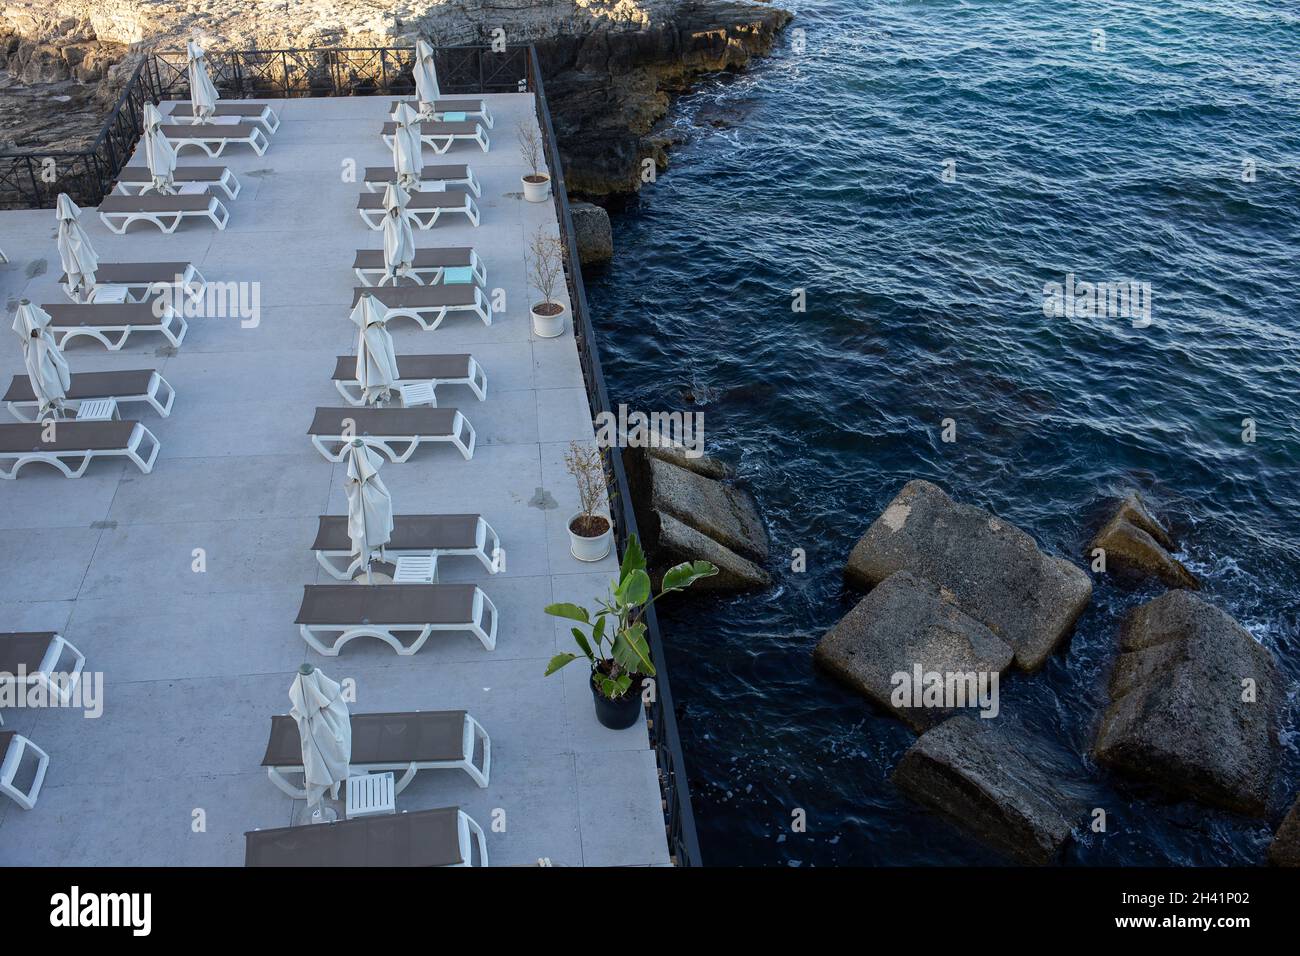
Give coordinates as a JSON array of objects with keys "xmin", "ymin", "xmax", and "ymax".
[
  {"xmin": 392, "ymin": 553, "xmax": 437, "ymax": 584},
  {"xmin": 75, "ymin": 398, "xmax": 120, "ymax": 421},
  {"xmin": 346, "ymin": 771, "xmax": 396, "ymax": 820}
]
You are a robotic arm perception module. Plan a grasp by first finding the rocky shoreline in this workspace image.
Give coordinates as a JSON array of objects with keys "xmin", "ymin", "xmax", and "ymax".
[{"xmin": 0, "ymin": 1, "xmax": 792, "ymax": 198}]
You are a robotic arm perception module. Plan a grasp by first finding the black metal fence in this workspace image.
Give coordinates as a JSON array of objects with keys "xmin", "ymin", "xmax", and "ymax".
[{"xmin": 0, "ymin": 42, "xmax": 704, "ymax": 865}]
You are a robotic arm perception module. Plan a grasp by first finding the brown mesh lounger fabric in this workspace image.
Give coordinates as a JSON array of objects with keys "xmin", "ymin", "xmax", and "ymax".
[
  {"xmin": 355, "ymin": 188, "xmax": 480, "ymax": 229},
  {"xmin": 351, "ymin": 245, "xmax": 485, "ymax": 287},
  {"xmin": 4, "ymin": 369, "xmax": 175, "ymax": 421},
  {"xmin": 311, "ymin": 512, "xmax": 501, "ymax": 577},
  {"xmin": 0, "ymin": 420, "xmax": 161, "ymax": 478},
  {"xmin": 245, "ymin": 806, "xmax": 486, "ymax": 866},
  {"xmin": 163, "ymin": 101, "xmax": 280, "ymax": 133},
  {"xmin": 306, "ymin": 406, "xmax": 476, "ymax": 462},
  {"xmin": 293, "ymin": 583, "xmax": 498, "ymax": 655},
  {"xmin": 361, "ymin": 162, "xmax": 480, "ymax": 196},
  {"xmin": 348, "ymin": 283, "xmax": 491, "ymax": 329},
  {"xmin": 43, "ymin": 302, "xmax": 187, "ymax": 350},
  {"xmin": 115, "ymin": 164, "xmax": 241, "ymax": 200},
  {"xmin": 260, "ymin": 709, "xmax": 490, "ymax": 794},
  {"xmin": 329, "ymin": 352, "xmax": 487, "ymax": 405},
  {"xmin": 59, "ymin": 260, "xmax": 206, "ymax": 304},
  {"xmin": 98, "ymin": 192, "xmax": 230, "ymax": 234},
  {"xmin": 380, "ymin": 118, "xmax": 490, "ymax": 154},
  {"xmin": 0, "ymin": 631, "xmax": 85, "ymax": 703}
]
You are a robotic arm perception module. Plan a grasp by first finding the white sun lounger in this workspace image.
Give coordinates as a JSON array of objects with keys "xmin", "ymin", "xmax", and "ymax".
[
  {"xmin": 312, "ymin": 513, "xmax": 501, "ymax": 579},
  {"xmin": 4, "ymin": 369, "xmax": 175, "ymax": 421},
  {"xmin": 349, "ymin": 284, "xmax": 492, "ymax": 330},
  {"xmin": 0, "ymin": 632, "xmax": 86, "ymax": 705},
  {"xmin": 0, "ymin": 732, "xmax": 49, "ymax": 810},
  {"xmin": 44, "ymin": 302, "xmax": 187, "ymax": 351},
  {"xmin": 61, "ymin": 261, "xmax": 206, "ymax": 305},
  {"xmin": 98, "ymin": 192, "xmax": 230, "ymax": 234},
  {"xmin": 381, "ymin": 119, "xmax": 490, "ymax": 154},
  {"xmin": 295, "ymin": 583, "xmax": 498, "ymax": 655},
  {"xmin": 159, "ymin": 122, "xmax": 269, "ymax": 157},
  {"xmin": 115, "ymin": 164, "xmax": 241, "ymax": 200},
  {"xmin": 262, "ymin": 709, "xmax": 490, "ymax": 797},
  {"xmin": 0, "ymin": 420, "xmax": 160, "ymax": 479},
  {"xmin": 330, "ymin": 353, "xmax": 487, "ymax": 405},
  {"xmin": 356, "ymin": 189, "xmax": 480, "ymax": 230},
  {"xmin": 389, "ymin": 98, "xmax": 495, "ymax": 129},
  {"xmin": 352, "ymin": 246, "xmax": 487, "ymax": 288},
  {"xmin": 245, "ymin": 806, "xmax": 488, "ymax": 867},
  {"xmin": 307, "ymin": 406, "xmax": 476, "ymax": 462},
  {"xmin": 164, "ymin": 101, "xmax": 281, "ymax": 134},
  {"xmin": 362, "ymin": 163, "xmax": 481, "ymax": 197}
]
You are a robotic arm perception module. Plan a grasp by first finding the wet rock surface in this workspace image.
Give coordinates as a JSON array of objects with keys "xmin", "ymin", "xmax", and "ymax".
[
  {"xmin": 569, "ymin": 200, "xmax": 613, "ymax": 264},
  {"xmin": 1269, "ymin": 795, "xmax": 1300, "ymax": 866},
  {"xmin": 846, "ymin": 479, "xmax": 1093, "ymax": 671},
  {"xmin": 813, "ymin": 571, "xmax": 1014, "ymax": 732},
  {"xmin": 892, "ymin": 715, "xmax": 1087, "ymax": 864},
  {"xmin": 1088, "ymin": 489, "xmax": 1198, "ymax": 589},
  {"xmin": 1092, "ymin": 589, "xmax": 1282, "ymax": 816}
]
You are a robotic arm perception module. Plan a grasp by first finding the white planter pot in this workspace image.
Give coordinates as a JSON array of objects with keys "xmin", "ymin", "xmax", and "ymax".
[
  {"xmin": 522, "ymin": 174, "xmax": 551, "ymax": 203},
  {"xmin": 531, "ymin": 301, "xmax": 567, "ymax": 338},
  {"xmin": 568, "ymin": 512, "xmax": 613, "ymax": 562}
]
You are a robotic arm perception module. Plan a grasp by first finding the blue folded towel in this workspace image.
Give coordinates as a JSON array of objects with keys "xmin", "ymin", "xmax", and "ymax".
[
  {"xmin": 442, "ymin": 266, "xmax": 475, "ymax": 284},
  {"xmin": 441, "ymin": 112, "xmax": 468, "ymax": 123}
]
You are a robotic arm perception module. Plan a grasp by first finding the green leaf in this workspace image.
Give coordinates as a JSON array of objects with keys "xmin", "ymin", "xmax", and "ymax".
[
  {"xmin": 661, "ymin": 560, "xmax": 719, "ymax": 594},
  {"xmin": 544, "ymin": 653, "xmax": 578, "ymax": 676},
  {"xmin": 591, "ymin": 615, "xmax": 606, "ymax": 646},
  {"xmin": 616, "ymin": 568, "xmax": 651, "ymax": 607},
  {"xmin": 611, "ymin": 621, "xmax": 655, "ymax": 677},
  {"xmin": 596, "ymin": 672, "xmax": 633, "ymax": 700},
  {"xmin": 544, "ymin": 602, "xmax": 589, "ymax": 624},
  {"xmin": 571, "ymin": 628, "xmax": 594, "ymax": 661},
  {"xmin": 620, "ymin": 533, "xmax": 646, "ymax": 581}
]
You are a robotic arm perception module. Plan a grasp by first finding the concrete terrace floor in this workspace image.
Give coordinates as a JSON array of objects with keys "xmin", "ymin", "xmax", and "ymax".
[{"xmin": 0, "ymin": 93, "xmax": 671, "ymax": 866}]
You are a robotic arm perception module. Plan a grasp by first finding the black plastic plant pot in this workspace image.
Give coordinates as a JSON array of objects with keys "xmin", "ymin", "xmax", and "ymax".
[{"xmin": 590, "ymin": 672, "xmax": 643, "ymax": 729}]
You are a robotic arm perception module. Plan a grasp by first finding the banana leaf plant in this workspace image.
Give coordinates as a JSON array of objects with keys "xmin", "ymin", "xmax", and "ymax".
[{"xmin": 545, "ymin": 534, "xmax": 717, "ymax": 700}]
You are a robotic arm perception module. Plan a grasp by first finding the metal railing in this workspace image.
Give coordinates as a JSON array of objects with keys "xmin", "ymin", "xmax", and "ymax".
[
  {"xmin": 526, "ymin": 45, "xmax": 704, "ymax": 868},
  {"xmin": 0, "ymin": 42, "xmax": 703, "ymax": 865}
]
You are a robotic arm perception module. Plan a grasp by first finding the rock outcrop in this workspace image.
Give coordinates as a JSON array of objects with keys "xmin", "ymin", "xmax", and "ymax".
[
  {"xmin": 1088, "ymin": 490, "xmax": 1198, "ymax": 589},
  {"xmin": 892, "ymin": 715, "xmax": 1086, "ymax": 864},
  {"xmin": 626, "ymin": 446, "xmax": 769, "ymax": 590},
  {"xmin": 1092, "ymin": 590, "xmax": 1282, "ymax": 816},
  {"xmin": 1, "ymin": 1, "xmax": 793, "ymax": 196},
  {"xmin": 813, "ymin": 571, "xmax": 1013, "ymax": 732},
  {"xmin": 845, "ymin": 480, "xmax": 1093, "ymax": 671},
  {"xmin": 1269, "ymin": 795, "xmax": 1300, "ymax": 866},
  {"xmin": 569, "ymin": 200, "xmax": 614, "ymax": 265}
]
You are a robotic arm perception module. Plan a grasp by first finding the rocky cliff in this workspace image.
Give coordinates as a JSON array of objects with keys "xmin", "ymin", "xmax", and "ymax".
[{"xmin": 1, "ymin": 0, "xmax": 792, "ymax": 194}]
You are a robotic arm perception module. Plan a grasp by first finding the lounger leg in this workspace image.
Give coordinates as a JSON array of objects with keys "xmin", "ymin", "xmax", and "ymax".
[
  {"xmin": 468, "ymin": 357, "xmax": 489, "ymax": 400},
  {"xmin": 126, "ymin": 424, "xmax": 161, "ymax": 474},
  {"xmin": 334, "ymin": 380, "xmax": 366, "ymax": 406},
  {"xmin": 0, "ymin": 736, "xmax": 49, "ymax": 810},
  {"xmin": 314, "ymin": 549, "xmax": 358, "ymax": 581},
  {"xmin": 453, "ymin": 412, "xmax": 476, "ymax": 460},
  {"xmin": 266, "ymin": 766, "xmax": 308, "ymax": 799},
  {"xmin": 465, "ymin": 199, "xmax": 481, "ymax": 227},
  {"xmin": 462, "ymin": 811, "xmax": 489, "ymax": 867},
  {"xmin": 476, "ymin": 518, "xmax": 503, "ymax": 573},
  {"xmin": 463, "ymin": 715, "xmax": 491, "ymax": 787},
  {"xmin": 299, "ymin": 624, "xmax": 341, "ymax": 656},
  {"xmin": 470, "ymin": 588, "xmax": 497, "ymax": 651},
  {"xmin": 162, "ymin": 311, "xmax": 189, "ymax": 347},
  {"xmin": 148, "ymin": 372, "xmax": 177, "ymax": 416},
  {"xmin": 393, "ymin": 761, "xmax": 420, "ymax": 795},
  {"xmin": 7, "ymin": 401, "xmax": 36, "ymax": 423}
]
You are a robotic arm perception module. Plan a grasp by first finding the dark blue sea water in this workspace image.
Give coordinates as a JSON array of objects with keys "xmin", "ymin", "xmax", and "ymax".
[{"xmin": 584, "ymin": 0, "xmax": 1300, "ymax": 865}]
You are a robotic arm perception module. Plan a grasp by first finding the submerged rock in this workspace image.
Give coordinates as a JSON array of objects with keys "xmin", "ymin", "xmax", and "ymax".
[
  {"xmin": 647, "ymin": 456, "xmax": 768, "ymax": 562},
  {"xmin": 569, "ymin": 201, "xmax": 613, "ymax": 265},
  {"xmin": 1269, "ymin": 796, "xmax": 1300, "ymax": 866},
  {"xmin": 654, "ymin": 512, "xmax": 770, "ymax": 590},
  {"xmin": 1092, "ymin": 590, "xmax": 1281, "ymax": 816},
  {"xmin": 813, "ymin": 571, "xmax": 1014, "ymax": 732},
  {"xmin": 845, "ymin": 480, "xmax": 1092, "ymax": 671},
  {"xmin": 1088, "ymin": 490, "xmax": 1198, "ymax": 589},
  {"xmin": 892, "ymin": 716, "xmax": 1085, "ymax": 864}
]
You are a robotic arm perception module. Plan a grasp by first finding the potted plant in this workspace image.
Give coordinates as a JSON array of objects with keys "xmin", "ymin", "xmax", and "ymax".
[
  {"xmin": 527, "ymin": 227, "xmax": 567, "ymax": 338},
  {"xmin": 563, "ymin": 440, "xmax": 613, "ymax": 561},
  {"xmin": 545, "ymin": 534, "xmax": 717, "ymax": 728},
  {"xmin": 517, "ymin": 120, "xmax": 551, "ymax": 202}
]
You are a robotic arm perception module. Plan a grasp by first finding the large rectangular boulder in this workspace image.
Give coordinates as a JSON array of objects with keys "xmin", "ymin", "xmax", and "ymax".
[
  {"xmin": 892, "ymin": 715, "xmax": 1085, "ymax": 864},
  {"xmin": 846, "ymin": 480, "xmax": 1092, "ymax": 671},
  {"xmin": 813, "ymin": 571, "xmax": 1013, "ymax": 731},
  {"xmin": 648, "ymin": 456, "xmax": 769, "ymax": 562},
  {"xmin": 1093, "ymin": 590, "xmax": 1282, "ymax": 816}
]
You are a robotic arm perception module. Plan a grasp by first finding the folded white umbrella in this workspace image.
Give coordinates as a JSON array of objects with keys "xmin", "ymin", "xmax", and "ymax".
[
  {"xmin": 21, "ymin": 325, "xmax": 71, "ymax": 419},
  {"xmin": 11, "ymin": 300, "xmax": 53, "ymax": 341},
  {"xmin": 288, "ymin": 665, "xmax": 351, "ymax": 818},
  {"xmin": 187, "ymin": 40, "xmax": 220, "ymax": 124},
  {"xmin": 382, "ymin": 199, "xmax": 417, "ymax": 285},
  {"xmin": 142, "ymin": 103, "xmax": 178, "ymax": 194},
  {"xmin": 413, "ymin": 39, "xmax": 440, "ymax": 117},
  {"xmin": 390, "ymin": 102, "xmax": 424, "ymax": 191},
  {"xmin": 56, "ymin": 194, "xmax": 99, "ymax": 300},
  {"xmin": 346, "ymin": 439, "xmax": 394, "ymax": 583},
  {"xmin": 350, "ymin": 295, "xmax": 400, "ymax": 406}
]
